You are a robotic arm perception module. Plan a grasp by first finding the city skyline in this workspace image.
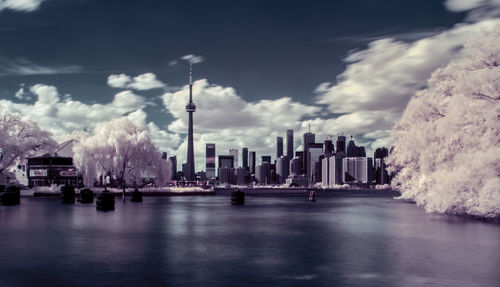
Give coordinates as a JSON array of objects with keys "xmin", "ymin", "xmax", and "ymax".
[{"xmin": 1, "ymin": 0, "xmax": 499, "ymax": 171}]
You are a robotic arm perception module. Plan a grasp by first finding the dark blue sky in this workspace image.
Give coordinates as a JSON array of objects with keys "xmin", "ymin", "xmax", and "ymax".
[{"xmin": 0, "ymin": 0, "xmax": 464, "ymax": 106}]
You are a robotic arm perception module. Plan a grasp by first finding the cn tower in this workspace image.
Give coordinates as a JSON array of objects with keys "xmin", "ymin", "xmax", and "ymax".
[{"xmin": 185, "ymin": 64, "xmax": 196, "ymax": 180}]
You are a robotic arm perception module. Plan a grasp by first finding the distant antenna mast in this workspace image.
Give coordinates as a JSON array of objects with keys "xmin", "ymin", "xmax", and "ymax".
[
  {"xmin": 308, "ymin": 122, "xmax": 311, "ymax": 133},
  {"xmin": 189, "ymin": 63, "xmax": 192, "ymax": 85}
]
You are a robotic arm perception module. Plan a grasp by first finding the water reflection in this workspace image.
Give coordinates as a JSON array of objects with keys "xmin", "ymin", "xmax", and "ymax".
[{"xmin": 0, "ymin": 194, "xmax": 498, "ymax": 287}]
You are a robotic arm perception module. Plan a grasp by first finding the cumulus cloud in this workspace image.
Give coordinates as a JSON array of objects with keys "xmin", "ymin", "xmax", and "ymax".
[
  {"xmin": 162, "ymin": 79, "xmax": 320, "ymax": 170},
  {"xmin": 0, "ymin": 0, "xmax": 44, "ymax": 12},
  {"xmin": 314, "ymin": 19, "xmax": 500, "ymax": 155},
  {"xmin": 181, "ymin": 54, "xmax": 204, "ymax": 64},
  {"xmin": 0, "ymin": 84, "xmax": 180, "ymax": 154},
  {"xmin": 107, "ymin": 72, "xmax": 165, "ymax": 90},
  {"xmin": 445, "ymin": 0, "xmax": 500, "ymax": 20}
]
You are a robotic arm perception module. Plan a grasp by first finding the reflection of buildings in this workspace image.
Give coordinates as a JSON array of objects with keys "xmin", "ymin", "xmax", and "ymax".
[{"xmin": 27, "ymin": 154, "xmax": 79, "ymax": 187}]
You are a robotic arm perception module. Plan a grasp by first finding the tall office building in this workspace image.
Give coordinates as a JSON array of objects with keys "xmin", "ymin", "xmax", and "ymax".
[
  {"xmin": 290, "ymin": 157, "xmax": 303, "ymax": 176},
  {"xmin": 374, "ymin": 147, "xmax": 389, "ymax": 159},
  {"xmin": 184, "ymin": 64, "xmax": 196, "ymax": 180},
  {"xmin": 218, "ymin": 155, "xmax": 234, "ymax": 169},
  {"xmin": 336, "ymin": 135, "xmax": 346, "ymax": 156},
  {"xmin": 307, "ymin": 143, "xmax": 323, "ymax": 184},
  {"xmin": 206, "ymin": 143, "xmax": 216, "ymax": 179},
  {"xmin": 249, "ymin": 151, "xmax": 256, "ymax": 174},
  {"xmin": 286, "ymin": 129, "xmax": 294, "ymax": 159},
  {"xmin": 168, "ymin": 156, "xmax": 177, "ymax": 180},
  {"xmin": 229, "ymin": 149, "xmax": 238, "ymax": 168},
  {"xmin": 276, "ymin": 137, "xmax": 283, "ymax": 159},
  {"xmin": 324, "ymin": 139, "xmax": 334, "ymax": 155},
  {"xmin": 242, "ymin": 147, "xmax": 249, "ymax": 169},
  {"xmin": 276, "ymin": 156, "xmax": 290, "ymax": 184},
  {"xmin": 346, "ymin": 136, "xmax": 357, "ymax": 157},
  {"xmin": 255, "ymin": 162, "xmax": 271, "ymax": 185},
  {"xmin": 303, "ymin": 130, "xmax": 315, "ymax": 176},
  {"xmin": 261, "ymin": 156, "xmax": 271, "ymax": 164}
]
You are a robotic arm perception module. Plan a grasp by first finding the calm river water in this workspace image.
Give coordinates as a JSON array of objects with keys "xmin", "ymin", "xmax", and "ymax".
[{"xmin": 0, "ymin": 193, "xmax": 499, "ymax": 287}]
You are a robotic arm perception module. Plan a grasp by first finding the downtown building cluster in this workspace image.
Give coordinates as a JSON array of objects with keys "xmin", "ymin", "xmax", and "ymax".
[{"xmin": 200, "ymin": 129, "xmax": 390, "ymax": 187}]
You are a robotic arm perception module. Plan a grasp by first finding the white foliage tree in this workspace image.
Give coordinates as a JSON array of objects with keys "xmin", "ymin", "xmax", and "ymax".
[
  {"xmin": 387, "ymin": 27, "xmax": 500, "ymax": 218},
  {"xmin": 73, "ymin": 117, "xmax": 170, "ymax": 192},
  {"xmin": 0, "ymin": 110, "xmax": 57, "ymax": 173}
]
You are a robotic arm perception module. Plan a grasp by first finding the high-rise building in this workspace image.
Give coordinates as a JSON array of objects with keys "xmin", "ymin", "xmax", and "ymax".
[
  {"xmin": 218, "ymin": 167, "xmax": 234, "ymax": 185},
  {"xmin": 235, "ymin": 167, "xmax": 248, "ymax": 186},
  {"xmin": 249, "ymin": 151, "xmax": 256, "ymax": 174},
  {"xmin": 261, "ymin": 156, "xmax": 271, "ymax": 164},
  {"xmin": 374, "ymin": 147, "xmax": 389, "ymax": 159},
  {"xmin": 290, "ymin": 156, "xmax": 302, "ymax": 176},
  {"xmin": 242, "ymin": 147, "xmax": 249, "ymax": 169},
  {"xmin": 185, "ymin": 65, "xmax": 197, "ymax": 180},
  {"xmin": 324, "ymin": 140, "xmax": 334, "ymax": 155},
  {"xmin": 322, "ymin": 155, "xmax": 330, "ymax": 187},
  {"xmin": 307, "ymin": 143, "xmax": 323, "ymax": 183},
  {"xmin": 336, "ymin": 135, "xmax": 346, "ymax": 156},
  {"xmin": 255, "ymin": 162, "xmax": 271, "ymax": 185},
  {"xmin": 328, "ymin": 156, "xmax": 344, "ymax": 186},
  {"xmin": 168, "ymin": 156, "xmax": 177, "ymax": 180},
  {"xmin": 206, "ymin": 143, "xmax": 216, "ymax": 179},
  {"xmin": 218, "ymin": 155, "xmax": 234, "ymax": 170},
  {"xmin": 343, "ymin": 157, "xmax": 368, "ymax": 183},
  {"xmin": 276, "ymin": 156, "xmax": 290, "ymax": 184},
  {"xmin": 276, "ymin": 137, "xmax": 283, "ymax": 159},
  {"xmin": 303, "ymin": 131, "xmax": 315, "ymax": 176},
  {"xmin": 286, "ymin": 129, "xmax": 294, "ymax": 159},
  {"xmin": 346, "ymin": 136, "xmax": 357, "ymax": 157},
  {"xmin": 229, "ymin": 149, "xmax": 238, "ymax": 168}
]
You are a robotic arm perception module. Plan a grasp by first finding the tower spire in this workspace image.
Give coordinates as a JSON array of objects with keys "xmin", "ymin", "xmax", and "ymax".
[
  {"xmin": 308, "ymin": 122, "xmax": 311, "ymax": 133},
  {"xmin": 189, "ymin": 63, "xmax": 192, "ymax": 85}
]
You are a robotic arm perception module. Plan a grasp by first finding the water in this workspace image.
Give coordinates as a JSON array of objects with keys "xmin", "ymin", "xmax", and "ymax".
[{"xmin": 0, "ymin": 193, "xmax": 499, "ymax": 287}]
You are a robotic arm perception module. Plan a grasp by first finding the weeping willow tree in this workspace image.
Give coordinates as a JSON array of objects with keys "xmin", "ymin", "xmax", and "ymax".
[{"xmin": 73, "ymin": 117, "xmax": 170, "ymax": 195}]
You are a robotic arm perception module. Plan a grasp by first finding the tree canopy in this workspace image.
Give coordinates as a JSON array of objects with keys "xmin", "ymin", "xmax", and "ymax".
[{"xmin": 388, "ymin": 27, "xmax": 500, "ymax": 218}]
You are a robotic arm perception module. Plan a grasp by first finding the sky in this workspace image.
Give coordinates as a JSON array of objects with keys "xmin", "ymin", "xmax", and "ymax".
[{"xmin": 0, "ymin": 0, "xmax": 499, "ymax": 171}]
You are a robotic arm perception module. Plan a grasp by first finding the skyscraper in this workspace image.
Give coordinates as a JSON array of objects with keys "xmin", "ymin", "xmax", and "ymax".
[
  {"xmin": 276, "ymin": 156, "xmax": 290, "ymax": 184},
  {"xmin": 324, "ymin": 139, "xmax": 334, "ymax": 155},
  {"xmin": 242, "ymin": 147, "xmax": 249, "ymax": 169},
  {"xmin": 286, "ymin": 129, "xmax": 294, "ymax": 159},
  {"xmin": 346, "ymin": 136, "xmax": 357, "ymax": 157},
  {"xmin": 229, "ymin": 149, "xmax": 238, "ymax": 167},
  {"xmin": 249, "ymin": 151, "xmax": 256, "ymax": 174},
  {"xmin": 276, "ymin": 136, "xmax": 283, "ymax": 159},
  {"xmin": 206, "ymin": 143, "xmax": 216, "ymax": 179},
  {"xmin": 336, "ymin": 135, "xmax": 346, "ymax": 156},
  {"xmin": 185, "ymin": 64, "xmax": 196, "ymax": 180},
  {"xmin": 307, "ymin": 143, "xmax": 323, "ymax": 184},
  {"xmin": 261, "ymin": 156, "xmax": 271, "ymax": 164},
  {"xmin": 303, "ymin": 128, "xmax": 315, "ymax": 176}
]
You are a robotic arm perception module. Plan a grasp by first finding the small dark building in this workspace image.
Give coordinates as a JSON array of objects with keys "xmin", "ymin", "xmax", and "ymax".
[{"xmin": 27, "ymin": 154, "xmax": 79, "ymax": 187}]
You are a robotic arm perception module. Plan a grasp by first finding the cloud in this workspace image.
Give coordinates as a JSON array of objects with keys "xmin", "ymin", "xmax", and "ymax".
[
  {"xmin": 181, "ymin": 54, "xmax": 204, "ymax": 64},
  {"xmin": 0, "ymin": 84, "xmax": 178, "ymax": 149},
  {"xmin": 0, "ymin": 0, "xmax": 44, "ymax": 12},
  {"xmin": 162, "ymin": 79, "xmax": 321, "ymax": 170},
  {"xmin": 0, "ymin": 59, "xmax": 82, "ymax": 76},
  {"xmin": 107, "ymin": 72, "xmax": 165, "ymax": 90},
  {"xmin": 314, "ymin": 19, "xmax": 500, "ymax": 155},
  {"xmin": 445, "ymin": 0, "xmax": 500, "ymax": 20}
]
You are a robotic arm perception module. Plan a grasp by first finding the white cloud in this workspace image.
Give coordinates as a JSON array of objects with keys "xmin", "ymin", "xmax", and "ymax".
[
  {"xmin": 445, "ymin": 0, "xmax": 500, "ymax": 20},
  {"xmin": 107, "ymin": 72, "xmax": 165, "ymax": 90},
  {"xmin": 0, "ymin": 84, "xmax": 179, "ymax": 151},
  {"xmin": 0, "ymin": 0, "xmax": 44, "ymax": 12},
  {"xmin": 314, "ymin": 19, "xmax": 500, "ymax": 155},
  {"xmin": 181, "ymin": 54, "xmax": 204, "ymax": 64},
  {"xmin": 107, "ymin": 73, "xmax": 131, "ymax": 88}
]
